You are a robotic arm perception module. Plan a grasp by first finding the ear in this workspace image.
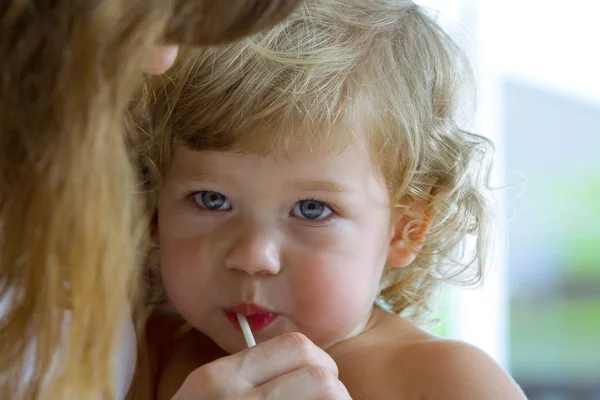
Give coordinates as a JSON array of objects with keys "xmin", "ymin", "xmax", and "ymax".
[{"xmin": 386, "ymin": 194, "xmax": 431, "ymax": 269}]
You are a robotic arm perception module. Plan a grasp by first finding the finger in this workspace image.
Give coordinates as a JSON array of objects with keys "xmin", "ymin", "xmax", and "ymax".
[
  {"xmin": 233, "ymin": 332, "xmax": 339, "ymax": 387},
  {"xmin": 141, "ymin": 44, "xmax": 179, "ymax": 75},
  {"xmin": 251, "ymin": 365, "xmax": 352, "ymax": 400}
]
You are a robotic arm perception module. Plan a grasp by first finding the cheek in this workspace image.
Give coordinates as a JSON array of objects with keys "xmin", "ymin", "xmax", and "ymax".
[
  {"xmin": 286, "ymin": 251, "xmax": 377, "ymax": 346},
  {"xmin": 159, "ymin": 242, "xmax": 206, "ymax": 315},
  {"xmin": 287, "ymin": 225, "xmax": 389, "ymax": 327},
  {"xmin": 157, "ymin": 202, "xmax": 224, "ymax": 273},
  {"xmin": 291, "ymin": 248, "xmax": 382, "ymax": 300},
  {"xmin": 294, "ymin": 216, "xmax": 391, "ymax": 273},
  {"xmin": 157, "ymin": 207, "xmax": 218, "ymax": 313}
]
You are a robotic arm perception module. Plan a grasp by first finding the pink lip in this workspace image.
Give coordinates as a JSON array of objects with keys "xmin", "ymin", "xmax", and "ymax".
[{"xmin": 224, "ymin": 304, "xmax": 277, "ymax": 332}]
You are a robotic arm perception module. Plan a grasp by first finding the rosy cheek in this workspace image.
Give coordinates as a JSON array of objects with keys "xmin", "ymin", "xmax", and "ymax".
[
  {"xmin": 288, "ymin": 255, "xmax": 369, "ymax": 347},
  {"xmin": 158, "ymin": 211, "xmax": 205, "ymax": 284},
  {"xmin": 160, "ymin": 241, "xmax": 213, "ymax": 318},
  {"xmin": 288, "ymin": 252, "xmax": 349, "ymax": 308},
  {"xmin": 160, "ymin": 247, "xmax": 191, "ymax": 293}
]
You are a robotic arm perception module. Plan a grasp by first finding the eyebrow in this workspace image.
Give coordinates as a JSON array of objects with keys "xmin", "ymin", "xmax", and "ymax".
[
  {"xmin": 179, "ymin": 170, "xmax": 349, "ymax": 194},
  {"xmin": 181, "ymin": 171, "xmax": 237, "ymax": 186},
  {"xmin": 288, "ymin": 180, "xmax": 349, "ymax": 193}
]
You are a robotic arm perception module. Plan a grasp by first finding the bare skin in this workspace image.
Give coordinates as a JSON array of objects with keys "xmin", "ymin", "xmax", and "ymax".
[
  {"xmin": 147, "ymin": 307, "xmax": 526, "ymax": 400},
  {"xmin": 141, "ymin": 45, "xmax": 180, "ymax": 75}
]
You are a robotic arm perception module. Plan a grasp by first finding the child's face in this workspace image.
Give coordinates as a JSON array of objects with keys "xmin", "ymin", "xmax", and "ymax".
[{"xmin": 157, "ymin": 129, "xmax": 395, "ymax": 353}]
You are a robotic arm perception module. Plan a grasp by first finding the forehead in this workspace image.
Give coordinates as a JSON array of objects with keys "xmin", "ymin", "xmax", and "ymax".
[
  {"xmin": 178, "ymin": 110, "xmax": 363, "ymax": 154},
  {"xmin": 169, "ymin": 122, "xmax": 377, "ymax": 182},
  {"xmin": 185, "ymin": 102, "xmax": 382, "ymax": 157},
  {"xmin": 172, "ymin": 130, "xmax": 365, "ymax": 172}
]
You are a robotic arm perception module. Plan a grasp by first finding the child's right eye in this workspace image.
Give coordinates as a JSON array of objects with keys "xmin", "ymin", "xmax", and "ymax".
[{"xmin": 192, "ymin": 191, "xmax": 232, "ymax": 211}]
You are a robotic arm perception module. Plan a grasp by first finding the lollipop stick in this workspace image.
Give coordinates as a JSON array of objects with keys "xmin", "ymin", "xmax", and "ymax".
[{"xmin": 236, "ymin": 313, "xmax": 256, "ymax": 347}]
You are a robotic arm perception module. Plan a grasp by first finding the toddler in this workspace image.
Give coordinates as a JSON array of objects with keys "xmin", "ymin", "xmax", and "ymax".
[{"xmin": 132, "ymin": 1, "xmax": 525, "ymax": 398}]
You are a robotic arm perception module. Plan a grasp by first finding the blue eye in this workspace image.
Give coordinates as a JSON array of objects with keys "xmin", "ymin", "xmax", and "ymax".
[
  {"xmin": 193, "ymin": 191, "xmax": 231, "ymax": 211},
  {"xmin": 291, "ymin": 200, "xmax": 332, "ymax": 220}
]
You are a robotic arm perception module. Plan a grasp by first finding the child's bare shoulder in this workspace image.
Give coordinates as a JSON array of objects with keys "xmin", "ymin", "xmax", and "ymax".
[
  {"xmin": 395, "ymin": 336, "xmax": 526, "ymax": 399},
  {"xmin": 334, "ymin": 311, "xmax": 526, "ymax": 399}
]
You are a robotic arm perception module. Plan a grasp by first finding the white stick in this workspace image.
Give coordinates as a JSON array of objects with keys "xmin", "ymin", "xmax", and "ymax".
[{"xmin": 236, "ymin": 313, "xmax": 256, "ymax": 347}]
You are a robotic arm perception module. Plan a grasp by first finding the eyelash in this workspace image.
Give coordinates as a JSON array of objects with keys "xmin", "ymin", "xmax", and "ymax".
[
  {"xmin": 182, "ymin": 189, "xmax": 201, "ymax": 201},
  {"xmin": 182, "ymin": 189, "xmax": 217, "ymax": 209},
  {"xmin": 292, "ymin": 197, "xmax": 340, "ymax": 226},
  {"xmin": 296, "ymin": 197, "xmax": 339, "ymax": 214},
  {"xmin": 181, "ymin": 190, "xmax": 340, "ymax": 222}
]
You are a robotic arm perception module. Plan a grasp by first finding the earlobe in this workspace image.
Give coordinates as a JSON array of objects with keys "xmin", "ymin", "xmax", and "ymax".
[
  {"xmin": 386, "ymin": 206, "xmax": 430, "ymax": 269},
  {"xmin": 387, "ymin": 239, "xmax": 416, "ymax": 269}
]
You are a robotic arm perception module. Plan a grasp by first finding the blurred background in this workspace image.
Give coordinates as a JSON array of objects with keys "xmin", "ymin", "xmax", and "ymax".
[{"xmin": 416, "ymin": 1, "xmax": 600, "ymax": 399}]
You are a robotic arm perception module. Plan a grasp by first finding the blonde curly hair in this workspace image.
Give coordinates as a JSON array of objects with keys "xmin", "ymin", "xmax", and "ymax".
[{"xmin": 132, "ymin": 0, "xmax": 494, "ymax": 321}]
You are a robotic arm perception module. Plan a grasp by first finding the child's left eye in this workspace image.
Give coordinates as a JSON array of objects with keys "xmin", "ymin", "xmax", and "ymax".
[
  {"xmin": 192, "ymin": 191, "xmax": 232, "ymax": 211},
  {"xmin": 290, "ymin": 200, "xmax": 333, "ymax": 221}
]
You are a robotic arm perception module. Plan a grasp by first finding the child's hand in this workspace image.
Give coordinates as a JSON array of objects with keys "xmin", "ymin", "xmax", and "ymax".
[{"xmin": 171, "ymin": 332, "xmax": 352, "ymax": 400}]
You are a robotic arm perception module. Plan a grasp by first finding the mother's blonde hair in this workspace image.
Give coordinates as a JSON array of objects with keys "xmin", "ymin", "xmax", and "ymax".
[
  {"xmin": 0, "ymin": 1, "xmax": 300, "ymax": 398},
  {"xmin": 135, "ymin": 0, "xmax": 493, "ymax": 323}
]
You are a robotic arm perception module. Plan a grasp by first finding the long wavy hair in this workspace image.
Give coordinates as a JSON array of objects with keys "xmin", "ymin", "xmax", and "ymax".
[{"xmin": 0, "ymin": 1, "xmax": 300, "ymax": 399}]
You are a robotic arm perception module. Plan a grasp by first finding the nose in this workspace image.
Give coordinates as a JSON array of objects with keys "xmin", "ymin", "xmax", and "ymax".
[{"xmin": 223, "ymin": 221, "xmax": 281, "ymax": 276}]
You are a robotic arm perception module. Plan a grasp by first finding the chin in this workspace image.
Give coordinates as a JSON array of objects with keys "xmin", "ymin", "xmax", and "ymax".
[{"xmin": 208, "ymin": 334, "xmax": 247, "ymax": 354}]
